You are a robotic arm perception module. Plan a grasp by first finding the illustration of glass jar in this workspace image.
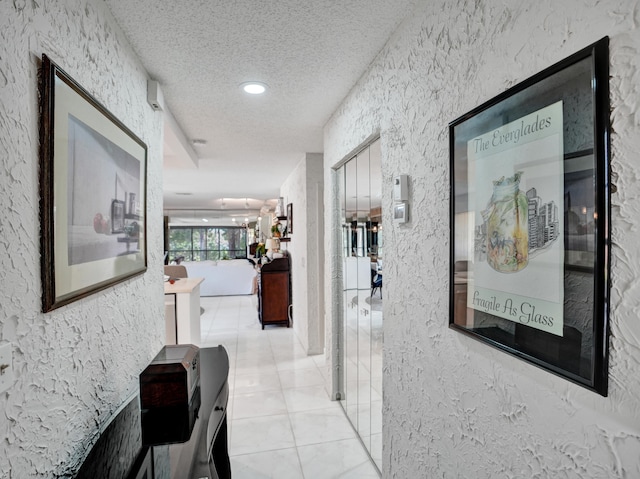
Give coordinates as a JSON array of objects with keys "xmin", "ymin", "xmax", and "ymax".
[{"xmin": 482, "ymin": 172, "xmax": 528, "ymax": 273}]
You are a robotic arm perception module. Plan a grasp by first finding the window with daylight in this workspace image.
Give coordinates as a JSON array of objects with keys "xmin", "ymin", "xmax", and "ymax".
[{"xmin": 168, "ymin": 226, "xmax": 247, "ymax": 261}]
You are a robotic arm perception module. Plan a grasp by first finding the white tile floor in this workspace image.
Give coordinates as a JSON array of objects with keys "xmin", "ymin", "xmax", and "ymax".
[{"xmin": 199, "ymin": 295, "xmax": 381, "ymax": 479}]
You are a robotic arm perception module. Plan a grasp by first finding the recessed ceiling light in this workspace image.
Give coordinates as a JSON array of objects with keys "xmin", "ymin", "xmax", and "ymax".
[
  {"xmin": 202, "ymin": 218, "xmax": 209, "ymax": 222},
  {"xmin": 241, "ymin": 82, "xmax": 268, "ymax": 94}
]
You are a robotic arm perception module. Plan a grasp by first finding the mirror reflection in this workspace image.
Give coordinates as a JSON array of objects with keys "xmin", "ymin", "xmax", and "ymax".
[{"xmin": 338, "ymin": 137, "xmax": 382, "ymax": 471}]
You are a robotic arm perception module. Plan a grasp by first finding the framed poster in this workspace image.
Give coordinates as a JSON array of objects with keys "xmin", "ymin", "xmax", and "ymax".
[
  {"xmin": 287, "ymin": 202, "xmax": 293, "ymax": 235},
  {"xmin": 40, "ymin": 54, "xmax": 148, "ymax": 312},
  {"xmin": 449, "ymin": 38, "xmax": 610, "ymax": 395}
]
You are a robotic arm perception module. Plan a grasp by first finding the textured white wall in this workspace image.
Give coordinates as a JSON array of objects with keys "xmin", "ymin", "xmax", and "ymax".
[
  {"xmin": 306, "ymin": 153, "xmax": 325, "ymax": 355},
  {"xmin": 0, "ymin": 0, "xmax": 164, "ymax": 477},
  {"xmin": 324, "ymin": 1, "xmax": 640, "ymax": 477},
  {"xmin": 281, "ymin": 159, "xmax": 309, "ymax": 350},
  {"xmin": 280, "ymin": 153, "xmax": 324, "ymax": 355}
]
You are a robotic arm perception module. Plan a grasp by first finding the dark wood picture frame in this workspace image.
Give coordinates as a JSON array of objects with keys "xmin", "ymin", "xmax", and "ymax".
[
  {"xmin": 287, "ymin": 203, "xmax": 293, "ymax": 235},
  {"xmin": 449, "ymin": 38, "xmax": 610, "ymax": 395},
  {"xmin": 39, "ymin": 54, "xmax": 148, "ymax": 312}
]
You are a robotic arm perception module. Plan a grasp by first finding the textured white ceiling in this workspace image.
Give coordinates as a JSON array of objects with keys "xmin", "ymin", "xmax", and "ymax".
[{"xmin": 103, "ymin": 0, "xmax": 418, "ymax": 221}]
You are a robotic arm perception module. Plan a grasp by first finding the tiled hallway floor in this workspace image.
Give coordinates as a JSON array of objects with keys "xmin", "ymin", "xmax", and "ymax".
[{"xmin": 198, "ymin": 295, "xmax": 381, "ymax": 479}]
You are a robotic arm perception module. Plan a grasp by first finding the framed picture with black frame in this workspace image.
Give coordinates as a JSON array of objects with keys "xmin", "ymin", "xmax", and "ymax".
[
  {"xmin": 449, "ymin": 37, "xmax": 611, "ymax": 395},
  {"xmin": 39, "ymin": 54, "xmax": 148, "ymax": 312},
  {"xmin": 287, "ymin": 202, "xmax": 293, "ymax": 235}
]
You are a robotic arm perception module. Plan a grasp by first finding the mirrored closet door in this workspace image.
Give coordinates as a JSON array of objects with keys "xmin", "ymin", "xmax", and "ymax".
[{"xmin": 338, "ymin": 137, "xmax": 382, "ymax": 472}]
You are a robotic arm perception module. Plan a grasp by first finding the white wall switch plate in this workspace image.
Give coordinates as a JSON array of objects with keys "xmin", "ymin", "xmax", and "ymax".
[
  {"xmin": 393, "ymin": 174, "xmax": 409, "ymax": 201},
  {"xmin": 0, "ymin": 343, "xmax": 14, "ymax": 394}
]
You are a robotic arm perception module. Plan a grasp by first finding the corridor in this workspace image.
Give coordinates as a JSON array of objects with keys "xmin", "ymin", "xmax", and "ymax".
[{"xmin": 198, "ymin": 295, "xmax": 380, "ymax": 479}]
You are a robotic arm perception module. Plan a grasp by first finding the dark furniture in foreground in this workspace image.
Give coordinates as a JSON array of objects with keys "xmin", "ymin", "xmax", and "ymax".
[
  {"xmin": 258, "ymin": 255, "xmax": 291, "ymax": 329},
  {"xmin": 75, "ymin": 345, "xmax": 230, "ymax": 479},
  {"xmin": 140, "ymin": 344, "xmax": 201, "ymax": 446}
]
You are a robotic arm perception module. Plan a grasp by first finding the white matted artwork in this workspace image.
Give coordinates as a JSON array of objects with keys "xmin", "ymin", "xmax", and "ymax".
[
  {"xmin": 449, "ymin": 38, "xmax": 611, "ymax": 395},
  {"xmin": 40, "ymin": 54, "xmax": 147, "ymax": 312}
]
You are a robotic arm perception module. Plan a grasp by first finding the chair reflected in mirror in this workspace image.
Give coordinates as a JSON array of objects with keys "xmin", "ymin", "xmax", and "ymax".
[{"xmin": 371, "ymin": 268, "xmax": 382, "ymax": 298}]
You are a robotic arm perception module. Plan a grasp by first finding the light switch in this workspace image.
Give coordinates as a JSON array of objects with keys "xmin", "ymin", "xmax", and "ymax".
[{"xmin": 0, "ymin": 343, "xmax": 14, "ymax": 394}]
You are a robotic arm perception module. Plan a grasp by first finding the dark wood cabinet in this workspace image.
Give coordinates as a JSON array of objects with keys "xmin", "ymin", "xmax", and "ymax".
[{"xmin": 258, "ymin": 255, "xmax": 291, "ymax": 329}]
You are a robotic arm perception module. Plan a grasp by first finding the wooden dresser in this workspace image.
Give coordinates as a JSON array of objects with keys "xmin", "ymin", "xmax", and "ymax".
[{"xmin": 258, "ymin": 255, "xmax": 291, "ymax": 329}]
